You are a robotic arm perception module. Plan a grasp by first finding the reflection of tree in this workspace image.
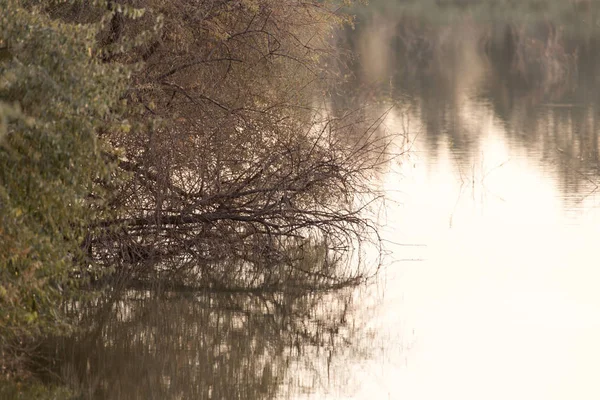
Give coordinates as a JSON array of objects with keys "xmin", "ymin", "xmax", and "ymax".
[
  {"xmin": 336, "ymin": 9, "xmax": 600, "ymax": 197},
  {"xmin": 33, "ymin": 286, "xmax": 364, "ymax": 399}
]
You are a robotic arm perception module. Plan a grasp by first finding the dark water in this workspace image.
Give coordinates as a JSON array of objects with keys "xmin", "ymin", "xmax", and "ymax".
[
  {"xmin": 37, "ymin": 288, "xmax": 377, "ymax": 399},
  {"xmin": 42, "ymin": 3, "xmax": 600, "ymax": 399}
]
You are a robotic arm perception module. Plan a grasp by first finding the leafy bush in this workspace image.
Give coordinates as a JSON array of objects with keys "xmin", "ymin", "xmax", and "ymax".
[{"xmin": 0, "ymin": 0, "xmax": 127, "ymax": 370}]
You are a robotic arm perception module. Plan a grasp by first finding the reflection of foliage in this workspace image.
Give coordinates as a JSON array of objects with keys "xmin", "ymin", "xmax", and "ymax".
[
  {"xmin": 354, "ymin": 0, "xmax": 600, "ymax": 33},
  {"xmin": 485, "ymin": 24, "xmax": 578, "ymax": 97},
  {"xmin": 0, "ymin": 380, "xmax": 72, "ymax": 400},
  {"xmin": 344, "ymin": 9, "xmax": 582, "ymax": 93},
  {"xmin": 34, "ymin": 287, "xmax": 360, "ymax": 399},
  {"xmin": 122, "ymin": 238, "xmax": 366, "ymax": 294},
  {"xmin": 337, "ymin": 4, "xmax": 600, "ymax": 196}
]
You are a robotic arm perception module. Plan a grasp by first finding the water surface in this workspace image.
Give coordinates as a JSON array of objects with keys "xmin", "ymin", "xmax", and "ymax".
[
  {"xmin": 42, "ymin": 3, "xmax": 600, "ymax": 399},
  {"xmin": 321, "ymin": 4, "xmax": 600, "ymax": 399}
]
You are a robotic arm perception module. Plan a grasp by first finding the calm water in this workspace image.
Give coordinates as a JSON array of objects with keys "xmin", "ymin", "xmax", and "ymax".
[{"xmin": 42, "ymin": 4, "xmax": 600, "ymax": 399}]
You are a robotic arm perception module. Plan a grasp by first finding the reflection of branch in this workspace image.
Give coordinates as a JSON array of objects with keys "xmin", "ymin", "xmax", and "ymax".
[
  {"xmin": 555, "ymin": 147, "xmax": 600, "ymax": 204},
  {"xmin": 483, "ymin": 159, "xmax": 511, "ymax": 180},
  {"xmin": 46, "ymin": 285, "xmax": 359, "ymax": 399},
  {"xmin": 448, "ymin": 153, "xmax": 510, "ymax": 227}
]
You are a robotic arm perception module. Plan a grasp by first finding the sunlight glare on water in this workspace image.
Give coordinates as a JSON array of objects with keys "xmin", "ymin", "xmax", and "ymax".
[
  {"xmin": 308, "ymin": 9, "xmax": 600, "ymax": 392},
  {"xmin": 370, "ymin": 103, "xmax": 600, "ymax": 400}
]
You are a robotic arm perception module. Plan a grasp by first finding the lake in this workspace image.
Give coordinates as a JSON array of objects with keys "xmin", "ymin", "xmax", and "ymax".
[{"xmin": 39, "ymin": 2, "xmax": 600, "ymax": 398}]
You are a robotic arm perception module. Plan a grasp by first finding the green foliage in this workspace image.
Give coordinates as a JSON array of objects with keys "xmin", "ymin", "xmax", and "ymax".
[
  {"xmin": 0, "ymin": 379, "xmax": 73, "ymax": 400},
  {"xmin": 0, "ymin": 0, "xmax": 127, "ymax": 349}
]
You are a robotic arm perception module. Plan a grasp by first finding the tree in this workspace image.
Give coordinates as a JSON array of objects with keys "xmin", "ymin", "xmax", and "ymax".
[
  {"xmin": 78, "ymin": 0, "xmax": 386, "ymax": 290},
  {"xmin": 1, "ymin": 0, "xmax": 388, "ymax": 392}
]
